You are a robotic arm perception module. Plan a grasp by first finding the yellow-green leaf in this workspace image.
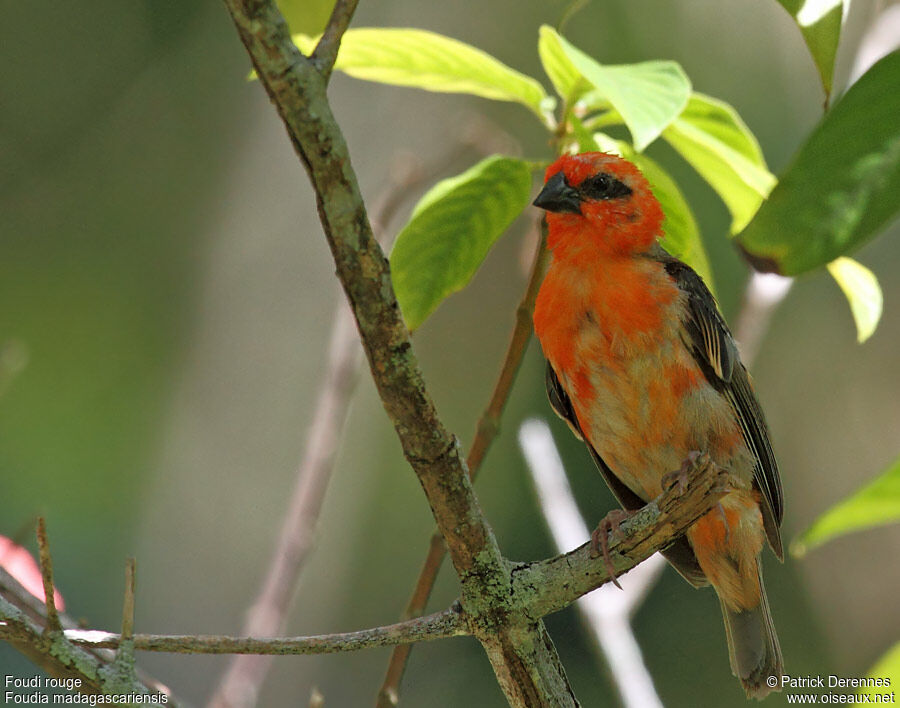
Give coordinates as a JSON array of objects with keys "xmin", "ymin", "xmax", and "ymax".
[
  {"xmin": 547, "ymin": 28, "xmax": 690, "ymax": 151},
  {"xmin": 276, "ymin": 0, "xmax": 333, "ymax": 34},
  {"xmin": 664, "ymin": 92, "xmax": 776, "ymax": 234},
  {"xmin": 292, "ymin": 29, "xmax": 549, "ymax": 120},
  {"xmin": 827, "ymin": 257, "xmax": 883, "ymax": 343},
  {"xmin": 792, "ymin": 456, "xmax": 900, "ymax": 556},
  {"xmin": 860, "ymin": 642, "xmax": 900, "ymax": 700},
  {"xmin": 537, "ymin": 25, "xmax": 589, "ymax": 103},
  {"xmin": 391, "ymin": 156, "xmax": 533, "ymax": 331}
]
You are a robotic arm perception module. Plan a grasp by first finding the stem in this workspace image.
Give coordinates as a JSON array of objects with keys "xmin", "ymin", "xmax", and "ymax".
[{"xmin": 35, "ymin": 518, "xmax": 61, "ymax": 633}]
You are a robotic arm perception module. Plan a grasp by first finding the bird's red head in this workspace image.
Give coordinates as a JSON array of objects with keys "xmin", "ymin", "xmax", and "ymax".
[{"xmin": 534, "ymin": 152, "xmax": 664, "ymax": 257}]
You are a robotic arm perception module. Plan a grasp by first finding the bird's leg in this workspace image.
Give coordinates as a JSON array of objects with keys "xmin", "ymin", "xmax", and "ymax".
[
  {"xmin": 661, "ymin": 450, "xmax": 704, "ymax": 495},
  {"xmin": 590, "ymin": 508, "xmax": 638, "ymax": 589}
]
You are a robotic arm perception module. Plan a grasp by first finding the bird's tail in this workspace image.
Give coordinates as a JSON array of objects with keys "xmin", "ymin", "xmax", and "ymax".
[{"xmin": 719, "ymin": 564, "xmax": 783, "ymax": 700}]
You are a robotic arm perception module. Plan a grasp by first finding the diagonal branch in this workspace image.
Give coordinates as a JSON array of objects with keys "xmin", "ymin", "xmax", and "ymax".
[
  {"xmin": 511, "ymin": 453, "xmax": 728, "ymax": 620},
  {"xmin": 220, "ymin": 2, "xmax": 578, "ymax": 705},
  {"xmin": 519, "ymin": 419, "xmax": 665, "ymax": 708},
  {"xmin": 208, "ymin": 299, "xmax": 362, "ymax": 708},
  {"xmin": 311, "ymin": 0, "xmax": 358, "ymax": 81},
  {"xmin": 221, "ymin": 0, "xmax": 498, "ymax": 581},
  {"xmin": 377, "ymin": 224, "xmax": 549, "ymax": 707}
]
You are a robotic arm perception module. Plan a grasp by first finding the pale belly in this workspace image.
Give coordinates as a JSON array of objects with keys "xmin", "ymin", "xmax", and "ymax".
[{"xmin": 561, "ymin": 322, "xmax": 754, "ymax": 502}]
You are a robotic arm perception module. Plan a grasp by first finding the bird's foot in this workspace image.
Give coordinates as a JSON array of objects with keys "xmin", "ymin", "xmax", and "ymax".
[
  {"xmin": 661, "ymin": 450, "xmax": 705, "ymax": 496},
  {"xmin": 590, "ymin": 508, "xmax": 637, "ymax": 589}
]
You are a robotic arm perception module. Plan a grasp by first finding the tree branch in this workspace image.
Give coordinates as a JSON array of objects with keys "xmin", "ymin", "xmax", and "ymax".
[
  {"xmin": 221, "ymin": 0, "xmax": 497, "ymax": 582},
  {"xmin": 311, "ymin": 0, "xmax": 358, "ymax": 81},
  {"xmin": 510, "ymin": 453, "xmax": 728, "ymax": 620},
  {"xmin": 519, "ymin": 419, "xmax": 665, "ymax": 708},
  {"xmin": 207, "ymin": 299, "xmax": 362, "ymax": 708},
  {"xmin": 220, "ymin": 2, "xmax": 578, "ymax": 704},
  {"xmin": 0, "ymin": 577, "xmax": 180, "ymax": 704},
  {"xmin": 64, "ymin": 606, "xmax": 467, "ymax": 655},
  {"xmin": 1, "ymin": 453, "xmax": 724, "ymax": 698}
]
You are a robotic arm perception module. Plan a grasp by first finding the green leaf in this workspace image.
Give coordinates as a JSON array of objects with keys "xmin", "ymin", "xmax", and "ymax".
[
  {"xmin": 663, "ymin": 92, "xmax": 776, "ymax": 234},
  {"xmin": 827, "ymin": 257, "xmax": 883, "ymax": 342},
  {"xmin": 861, "ymin": 642, "xmax": 900, "ymax": 699},
  {"xmin": 593, "ymin": 133, "xmax": 714, "ymax": 292},
  {"xmin": 390, "ymin": 156, "xmax": 533, "ymax": 331},
  {"xmin": 548, "ymin": 28, "xmax": 691, "ymax": 151},
  {"xmin": 775, "ymin": 0, "xmax": 844, "ymax": 100},
  {"xmin": 568, "ymin": 114, "xmax": 602, "ymax": 153},
  {"xmin": 737, "ymin": 51, "xmax": 900, "ymax": 275},
  {"xmin": 537, "ymin": 25, "xmax": 589, "ymax": 103},
  {"xmin": 638, "ymin": 155, "xmax": 715, "ymax": 293},
  {"xmin": 792, "ymin": 455, "xmax": 900, "ymax": 556},
  {"xmin": 276, "ymin": 0, "xmax": 333, "ymax": 34},
  {"xmin": 292, "ymin": 29, "xmax": 550, "ymax": 121}
]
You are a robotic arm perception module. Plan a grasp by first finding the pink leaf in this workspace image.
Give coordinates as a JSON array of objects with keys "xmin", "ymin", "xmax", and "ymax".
[{"xmin": 0, "ymin": 535, "xmax": 65, "ymax": 611}]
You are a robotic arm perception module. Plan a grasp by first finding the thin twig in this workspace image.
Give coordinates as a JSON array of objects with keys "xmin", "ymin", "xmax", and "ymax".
[
  {"xmin": 2, "ymin": 454, "xmax": 724, "ymax": 691},
  {"xmin": 35, "ymin": 517, "xmax": 61, "ymax": 633},
  {"xmin": 376, "ymin": 223, "xmax": 549, "ymax": 707},
  {"xmin": 63, "ymin": 606, "xmax": 468, "ymax": 655},
  {"xmin": 519, "ymin": 419, "xmax": 665, "ymax": 708},
  {"xmin": 122, "ymin": 558, "xmax": 136, "ymax": 642},
  {"xmin": 510, "ymin": 451, "xmax": 728, "ymax": 619},
  {"xmin": 469, "ymin": 223, "xmax": 549, "ymax": 474},
  {"xmin": 104, "ymin": 557, "xmax": 140, "ymax": 691},
  {"xmin": 311, "ymin": 0, "xmax": 359, "ymax": 81}
]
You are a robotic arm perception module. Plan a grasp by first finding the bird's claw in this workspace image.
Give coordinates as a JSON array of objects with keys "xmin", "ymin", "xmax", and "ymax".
[
  {"xmin": 662, "ymin": 450, "xmax": 706, "ymax": 495},
  {"xmin": 590, "ymin": 508, "xmax": 637, "ymax": 589}
]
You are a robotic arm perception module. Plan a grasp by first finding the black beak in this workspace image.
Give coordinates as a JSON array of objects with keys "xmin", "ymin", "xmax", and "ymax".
[{"xmin": 533, "ymin": 171, "xmax": 582, "ymax": 214}]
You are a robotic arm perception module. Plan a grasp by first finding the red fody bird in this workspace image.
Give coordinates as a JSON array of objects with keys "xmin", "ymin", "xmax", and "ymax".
[{"xmin": 532, "ymin": 152, "xmax": 784, "ymax": 698}]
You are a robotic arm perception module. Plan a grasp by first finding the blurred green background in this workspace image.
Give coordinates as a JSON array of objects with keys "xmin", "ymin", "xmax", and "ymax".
[{"xmin": 2, "ymin": 1, "xmax": 899, "ymax": 706}]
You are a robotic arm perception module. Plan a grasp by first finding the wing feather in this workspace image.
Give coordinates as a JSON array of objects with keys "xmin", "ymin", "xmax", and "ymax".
[{"xmin": 660, "ymin": 253, "xmax": 784, "ymax": 559}]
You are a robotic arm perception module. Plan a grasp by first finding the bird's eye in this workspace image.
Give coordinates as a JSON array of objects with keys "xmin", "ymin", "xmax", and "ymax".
[{"xmin": 580, "ymin": 172, "xmax": 632, "ymax": 200}]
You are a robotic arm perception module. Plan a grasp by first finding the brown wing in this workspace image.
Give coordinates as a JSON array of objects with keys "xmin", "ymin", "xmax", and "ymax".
[
  {"xmin": 546, "ymin": 363, "xmax": 708, "ymax": 586},
  {"xmin": 660, "ymin": 255, "xmax": 784, "ymax": 559}
]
